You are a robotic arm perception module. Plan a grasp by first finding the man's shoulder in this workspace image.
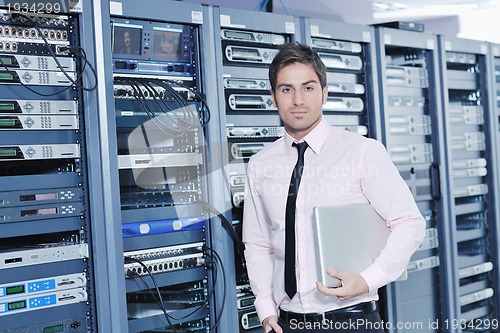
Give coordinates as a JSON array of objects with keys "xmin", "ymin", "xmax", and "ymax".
[
  {"xmin": 249, "ymin": 137, "xmax": 284, "ymax": 161},
  {"xmin": 328, "ymin": 127, "xmax": 389, "ymax": 161},
  {"xmin": 329, "ymin": 125, "xmax": 372, "ymax": 147}
]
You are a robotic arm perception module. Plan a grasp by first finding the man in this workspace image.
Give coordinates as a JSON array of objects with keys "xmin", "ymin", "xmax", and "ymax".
[{"xmin": 242, "ymin": 42, "xmax": 426, "ymax": 333}]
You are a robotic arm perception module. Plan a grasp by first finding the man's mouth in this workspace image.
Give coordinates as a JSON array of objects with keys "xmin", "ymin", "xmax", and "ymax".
[{"xmin": 291, "ymin": 110, "xmax": 307, "ymax": 116}]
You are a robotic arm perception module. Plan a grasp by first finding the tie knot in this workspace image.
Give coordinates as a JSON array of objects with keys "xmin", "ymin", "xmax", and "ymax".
[{"xmin": 292, "ymin": 142, "xmax": 308, "ymax": 157}]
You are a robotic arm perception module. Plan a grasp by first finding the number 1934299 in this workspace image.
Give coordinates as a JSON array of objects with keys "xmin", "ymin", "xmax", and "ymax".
[
  {"xmin": 442, "ymin": 318, "xmax": 499, "ymax": 330},
  {"xmin": 6, "ymin": 2, "xmax": 61, "ymax": 14}
]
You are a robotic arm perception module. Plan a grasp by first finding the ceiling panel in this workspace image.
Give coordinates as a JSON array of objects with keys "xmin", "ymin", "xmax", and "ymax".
[{"xmin": 370, "ymin": 0, "xmax": 499, "ymax": 22}]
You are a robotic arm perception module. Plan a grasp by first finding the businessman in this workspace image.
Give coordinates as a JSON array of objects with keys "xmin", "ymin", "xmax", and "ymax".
[{"xmin": 242, "ymin": 42, "xmax": 426, "ymax": 332}]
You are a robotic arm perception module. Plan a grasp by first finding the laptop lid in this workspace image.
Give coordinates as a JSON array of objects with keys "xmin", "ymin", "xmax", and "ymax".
[{"xmin": 312, "ymin": 204, "xmax": 390, "ymax": 288}]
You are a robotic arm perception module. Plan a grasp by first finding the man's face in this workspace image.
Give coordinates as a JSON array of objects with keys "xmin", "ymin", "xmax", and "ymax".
[
  {"xmin": 161, "ymin": 33, "xmax": 175, "ymax": 51},
  {"xmin": 271, "ymin": 62, "xmax": 327, "ymax": 140},
  {"xmin": 124, "ymin": 31, "xmax": 131, "ymax": 47}
]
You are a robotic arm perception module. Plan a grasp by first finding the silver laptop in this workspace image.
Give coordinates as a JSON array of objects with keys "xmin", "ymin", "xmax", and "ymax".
[{"xmin": 312, "ymin": 204, "xmax": 390, "ymax": 288}]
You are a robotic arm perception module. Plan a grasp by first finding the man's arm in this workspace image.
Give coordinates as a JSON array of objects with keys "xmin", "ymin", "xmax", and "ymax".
[
  {"xmin": 358, "ymin": 138, "xmax": 426, "ymax": 291},
  {"xmin": 242, "ymin": 159, "xmax": 279, "ymax": 322},
  {"xmin": 318, "ymin": 139, "xmax": 426, "ymax": 298}
]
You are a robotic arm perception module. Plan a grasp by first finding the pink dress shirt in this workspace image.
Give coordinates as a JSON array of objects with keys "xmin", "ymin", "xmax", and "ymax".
[{"xmin": 242, "ymin": 117, "xmax": 426, "ymax": 322}]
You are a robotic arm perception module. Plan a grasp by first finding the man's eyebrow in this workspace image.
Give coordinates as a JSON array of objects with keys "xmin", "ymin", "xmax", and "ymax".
[
  {"xmin": 276, "ymin": 80, "xmax": 318, "ymax": 88},
  {"xmin": 301, "ymin": 79, "xmax": 317, "ymax": 86}
]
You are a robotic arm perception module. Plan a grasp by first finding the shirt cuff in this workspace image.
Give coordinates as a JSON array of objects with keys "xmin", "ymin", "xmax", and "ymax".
[
  {"xmin": 360, "ymin": 264, "xmax": 390, "ymax": 293},
  {"xmin": 255, "ymin": 297, "xmax": 279, "ymax": 324}
]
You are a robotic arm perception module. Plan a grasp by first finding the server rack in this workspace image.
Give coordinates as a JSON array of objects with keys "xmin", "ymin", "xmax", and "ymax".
[
  {"xmin": 438, "ymin": 35, "xmax": 500, "ymax": 332},
  {"xmin": 105, "ymin": 0, "xmax": 225, "ymax": 332},
  {"xmin": 0, "ymin": 2, "xmax": 100, "ymax": 332},
  {"xmin": 211, "ymin": 6, "xmax": 298, "ymax": 332},
  {"xmin": 85, "ymin": 1, "xmax": 129, "ymax": 331},
  {"xmin": 488, "ymin": 43, "xmax": 500, "ymax": 332},
  {"xmin": 491, "ymin": 44, "xmax": 500, "ymax": 168},
  {"xmin": 374, "ymin": 26, "xmax": 447, "ymax": 333}
]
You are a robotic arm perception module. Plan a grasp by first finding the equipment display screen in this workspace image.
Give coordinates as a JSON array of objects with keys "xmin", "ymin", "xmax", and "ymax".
[
  {"xmin": 8, "ymin": 300, "xmax": 26, "ymax": 311},
  {"xmin": 0, "ymin": 73, "xmax": 14, "ymax": 81},
  {"xmin": 232, "ymin": 47, "xmax": 260, "ymax": 58},
  {"xmin": 0, "ymin": 102, "xmax": 15, "ymax": 112},
  {"xmin": 152, "ymin": 28, "xmax": 182, "ymax": 59},
  {"xmin": 6, "ymin": 285, "xmax": 25, "ymax": 296},
  {"xmin": 248, "ymin": 313, "xmax": 260, "ymax": 325},
  {"xmin": 225, "ymin": 30, "xmax": 253, "ymax": 41},
  {"xmin": 111, "ymin": 18, "xmax": 193, "ymax": 75},
  {"xmin": 43, "ymin": 324, "xmax": 64, "ymax": 333},
  {"xmin": 20, "ymin": 193, "xmax": 57, "ymax": 201},
  {"xmin": 241, "ymin": 297, "xmax": 255, "ymax": 307},
  {"xmin": 314, "ymin": 39, "xmax": 335, "ymax": 48},
  {"xmin": 0, "ymin": 57, "xmax": 13, "ymax": 66},
  {"xmin": 0, "ymin": 118, "xmax": 16, "ymax": 127},
  {"xmin": 0, "ymin": 148, "xmax": 17, "ymax": 157},
  {"xmin": 113, "ymin": 24, "xmax": 142, "ymax": 55},
  {"xmin": 21, "ymin": 207, "xmax": 57, "ymax": 217}
]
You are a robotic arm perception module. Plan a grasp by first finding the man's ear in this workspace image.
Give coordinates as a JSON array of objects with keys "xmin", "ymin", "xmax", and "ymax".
[
  {"xmin": 270, "ymin": 89, "xmax": 277, "ymax": 108},
  {"xmin": 322, "ymin": 86, "xmax": 328, "ymax": 105}
]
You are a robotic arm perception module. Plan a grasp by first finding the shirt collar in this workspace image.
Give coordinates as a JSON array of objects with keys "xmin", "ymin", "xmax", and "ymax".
[{"xmin": 284, "ymin": 117, "xmax": 330, "ymax": 156}]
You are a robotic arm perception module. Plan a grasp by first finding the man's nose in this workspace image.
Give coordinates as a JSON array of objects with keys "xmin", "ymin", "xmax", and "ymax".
[{"xmin": 293, "ymin": 92, "xmax": 304, "ymax": 105}]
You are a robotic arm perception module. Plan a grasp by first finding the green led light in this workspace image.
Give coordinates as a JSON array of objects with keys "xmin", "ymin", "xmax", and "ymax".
[
  {"xmin": 0, "ymin": 149, "xmax": 17, "ymax": 157},
  {"xmin": 0, "ymin": 57, "xmax": 12, "ymax": 65},
  {"xmin": 43, "ymin": 324, "xmax": 64, "ymax": 333},
  {"xmin": 0, "ymin": 103, "xmax": 15, "ymax": 111},
  {"xmin": 7, "ymin": 300, "xmax": 26, "ymax": 311},
  {"xmin": 0, "ymin": 73, "xmax": 13, "ymax": 80},
  {"xmin": 6, "ymin": 285, "xmax": 24, "ymax": 295},
  {"xmin": 0, "ymin": 119, "xmax": 16, "ymax": 127}
]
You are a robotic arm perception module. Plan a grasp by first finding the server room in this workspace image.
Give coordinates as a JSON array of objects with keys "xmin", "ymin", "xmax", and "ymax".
[{"xmin": 0, "ymin": 0, "xmax": 499, "ymax": 332}]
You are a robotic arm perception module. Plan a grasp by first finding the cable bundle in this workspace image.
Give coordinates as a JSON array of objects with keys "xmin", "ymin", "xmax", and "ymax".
[{"xmin": 114, "ymin": 77, "xmax": 210, "ymax": 137}]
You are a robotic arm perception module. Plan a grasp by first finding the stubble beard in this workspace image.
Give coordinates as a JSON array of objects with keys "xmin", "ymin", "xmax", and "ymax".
[{"xmin": 285, "ymin": 109, "xmax": 322, "ymax": 139}]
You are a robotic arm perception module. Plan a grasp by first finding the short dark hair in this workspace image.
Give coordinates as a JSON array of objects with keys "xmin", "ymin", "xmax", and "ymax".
[{"xmin": 269, "ymin": 42, "xmax": 327, "ymax": 94}]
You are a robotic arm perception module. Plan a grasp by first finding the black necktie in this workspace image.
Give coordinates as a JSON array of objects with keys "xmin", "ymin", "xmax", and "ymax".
[{"xmin": 285, "ymin": 141, "xmax": 308, "ymax": 299}]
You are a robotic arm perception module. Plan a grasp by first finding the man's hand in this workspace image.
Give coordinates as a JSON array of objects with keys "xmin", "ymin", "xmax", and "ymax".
[
  {"xmin": 262, "ymin": 315, "xmax": 281, "ymax": 333},
  {"xmin": 316, "ymin": 268, "xmax": 369, "ymax": 301}
]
